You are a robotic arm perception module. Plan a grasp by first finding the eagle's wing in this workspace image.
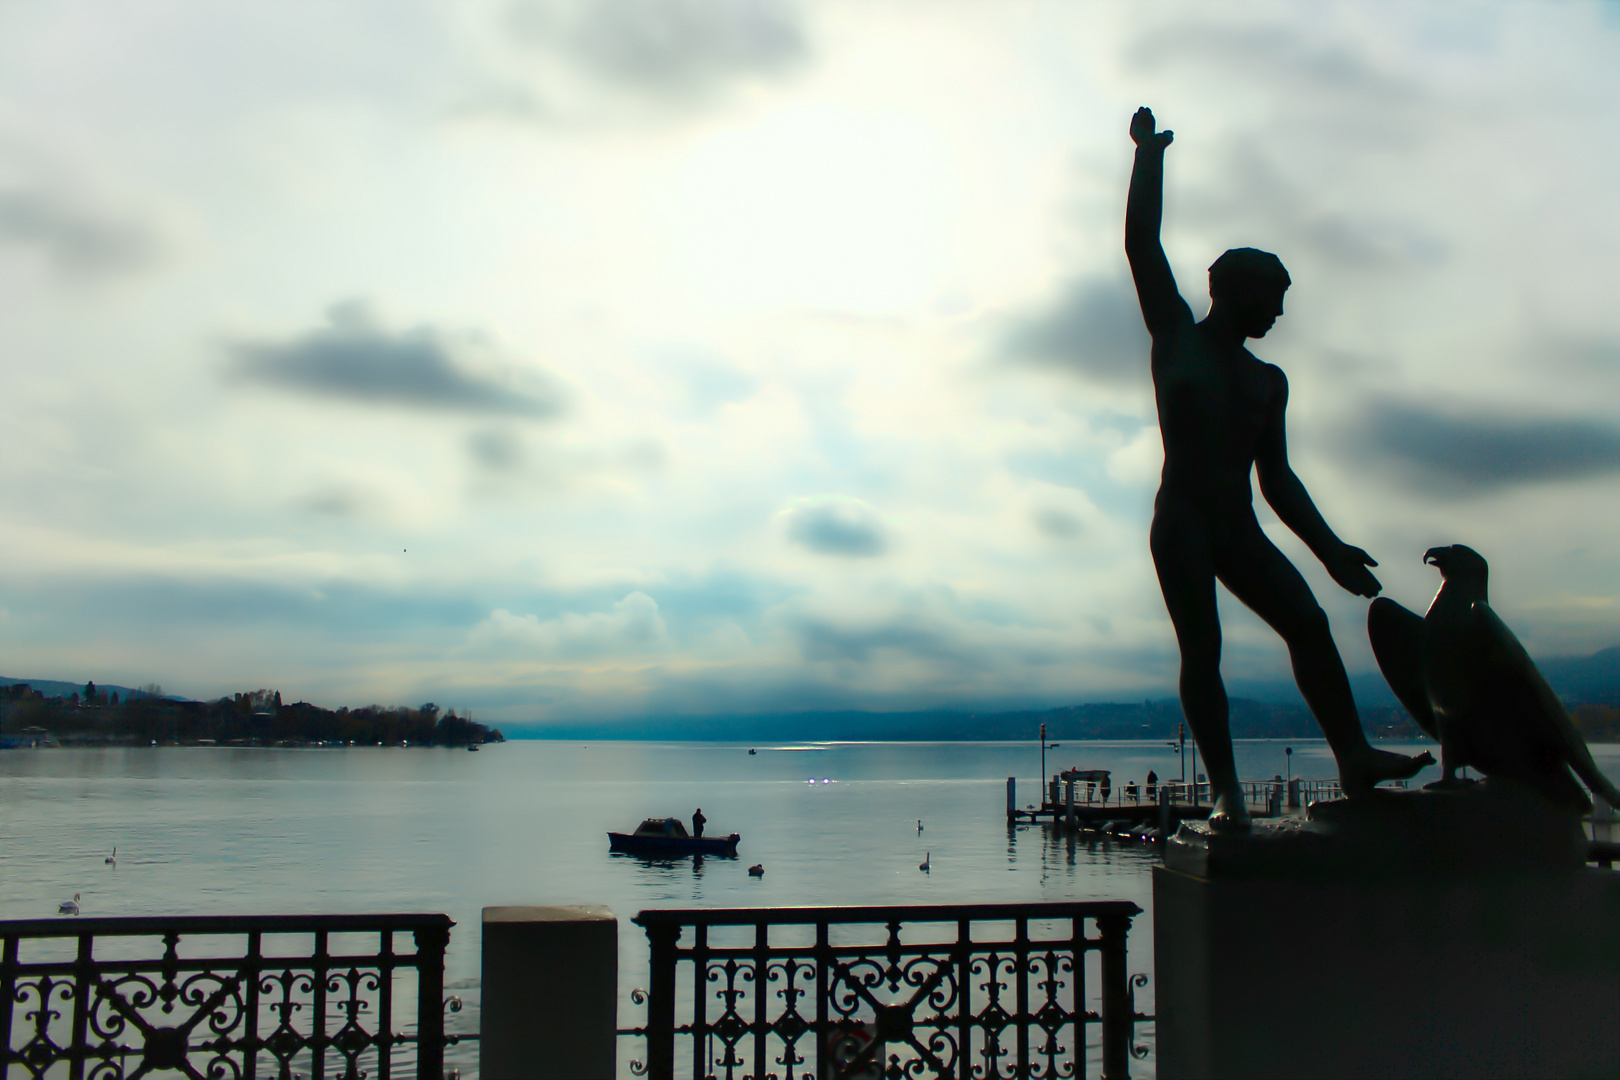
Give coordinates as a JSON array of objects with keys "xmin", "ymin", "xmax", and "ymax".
[
  {"xmin": 1478, "ymin": 603, "xmax": 1620, "ymax": 810},
  {"xmin": 1369, "ymin": 597, "xmax": 1437, "ymax": 741}
]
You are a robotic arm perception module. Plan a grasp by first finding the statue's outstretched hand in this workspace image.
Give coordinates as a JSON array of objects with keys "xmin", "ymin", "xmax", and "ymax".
[
  {"xmin": 1325, "ymin": 543, "xmax": 1382, "ymax": 599},
  {"xmin": 1130, "ymin": 107, "xmax": 1173, "ymax": 150}
]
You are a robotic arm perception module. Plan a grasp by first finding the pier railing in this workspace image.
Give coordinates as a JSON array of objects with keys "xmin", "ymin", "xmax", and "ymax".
[
  {"xmin": 1038, "ymin": 775, "xmax": 1403, "ymax": 816},
  {"xmin": 0, "ymin": 913, "xmax": 454, "ymax": 1079},
  {"xmin": 623, "ymin": 900, "xmax": 1150, "ymax": 1080}
]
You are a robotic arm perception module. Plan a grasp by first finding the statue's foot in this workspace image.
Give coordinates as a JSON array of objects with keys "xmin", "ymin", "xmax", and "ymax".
[
  {"xmin": 1207, "ymin": 791, "xmax": 1250, "ymax": 833},
  {"xmin": 1421, "ymin": 774, "xmax": 1476, "ymax": 791},
  {"xmin": 1343, "ymin": 748, "xmax": 1435, "ymax": 796}
]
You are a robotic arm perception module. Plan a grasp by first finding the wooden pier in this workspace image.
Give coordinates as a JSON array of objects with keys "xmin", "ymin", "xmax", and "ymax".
[{"xmin": 1005, "ymin": 774, "xmax": 1350, "ymax": 845}]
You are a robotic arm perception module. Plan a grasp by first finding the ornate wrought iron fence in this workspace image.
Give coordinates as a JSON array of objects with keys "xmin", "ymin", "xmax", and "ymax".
[
  {"xmin": 0, "ymin": 913, "xmax": 452, "ymax": 1079},
  {"xmin": 623, "ymin": 901, "xmax": 1150, "ymax": 1080}
]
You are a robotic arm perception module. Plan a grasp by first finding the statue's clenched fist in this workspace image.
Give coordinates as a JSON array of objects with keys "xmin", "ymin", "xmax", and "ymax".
[{"xmin": 1130, "ymin": 106, "xmax": 1173, "ymax": 150}]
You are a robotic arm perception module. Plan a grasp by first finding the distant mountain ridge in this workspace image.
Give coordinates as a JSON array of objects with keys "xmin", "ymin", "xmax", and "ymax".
[
  {"xmin": 533, "ymin": 697, "xmax": 1321, "ymax": 743},
  {"xmin": 1226, "ymin": 645, "xmax": 1620, "ymax": 710},
  {"xmin": 0, "ymin": 678, "xmax": 177, "ymax": 702},
  {"xmin": 6, "ymin": 644, "xmax": 1615, "ymax": 742},
  {"xmin": 522, "ymin": 644, "xmax": 1620, "ymax": 741}
]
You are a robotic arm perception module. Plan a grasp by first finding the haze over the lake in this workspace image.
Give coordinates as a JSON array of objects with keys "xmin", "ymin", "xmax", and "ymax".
[{"xmin": 1, "ymin": 2, "xmax": 1615, "ymax": 728}]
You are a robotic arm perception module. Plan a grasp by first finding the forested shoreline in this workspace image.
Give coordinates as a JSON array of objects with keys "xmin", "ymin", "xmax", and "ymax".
[{"xmin": 0, "ymin": 683, "xmax": 503, "ymax": 748}]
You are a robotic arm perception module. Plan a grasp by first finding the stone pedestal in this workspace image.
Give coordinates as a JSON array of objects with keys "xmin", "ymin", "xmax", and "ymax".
[
  {"xmin": 1154, "ymin": 788, "xmax": 1620, "ymax": 1079},
  {"xmin": 480, "ymin": 905, "xmax": 617, "ymax": 1080}
]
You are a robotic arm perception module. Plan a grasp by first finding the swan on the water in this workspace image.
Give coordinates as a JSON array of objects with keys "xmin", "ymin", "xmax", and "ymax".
[
  {"xmin": 59, "ymin": 894, "xmax": 81, "ymax": 916},
  {"xmin": 919, "ymin": 853, "xmax": 930, "ymax": 872},
  {"xmin": 106, "ymin": 847, "xmax": 116, "ymax": 865}
]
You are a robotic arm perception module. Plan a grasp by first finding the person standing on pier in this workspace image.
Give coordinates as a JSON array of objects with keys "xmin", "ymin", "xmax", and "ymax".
[
  {"xmin": 1146, "ymin": 770, "xmax": 1158, "ymax": 801},
  {"xmin": 692, "ymin": 808, "xmax": 706, "ymax": 839},
  {"xmin": 1124, "ymin": 107, "xmax": 1431, "ymax": 831}
]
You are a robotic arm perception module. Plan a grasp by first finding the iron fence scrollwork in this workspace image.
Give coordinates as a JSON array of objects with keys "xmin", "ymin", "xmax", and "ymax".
[
  {"xmin": 1, "ymin": 912, "xmax": 453, "ymax": 1079},
  {"xmin": 623, "ymin": 900, "xmax": 1151, "ymax": 1080}
]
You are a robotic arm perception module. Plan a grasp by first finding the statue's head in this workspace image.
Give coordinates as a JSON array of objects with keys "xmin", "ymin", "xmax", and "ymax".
[
  {"xmin": 1424, "ymin": 545, "xmax": 1489, "ymax": 589},
  {"xmin": 1209, "ymin": 248, "xmax": 1290, "ymax": 338}
]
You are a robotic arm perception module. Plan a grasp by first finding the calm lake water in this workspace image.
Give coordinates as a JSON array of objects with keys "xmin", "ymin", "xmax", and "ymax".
[{"xmin": 4, "ymin": 738, "xmax": 1613, "ymax": 1077}]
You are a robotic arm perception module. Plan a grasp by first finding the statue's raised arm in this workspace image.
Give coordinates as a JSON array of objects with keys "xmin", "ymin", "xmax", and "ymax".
[{"xmin": 1124, "ymin": 107, "xmax": 1192, "ymax": 337}]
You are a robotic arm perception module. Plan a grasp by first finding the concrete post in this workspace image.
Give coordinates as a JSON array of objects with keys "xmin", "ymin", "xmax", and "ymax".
[
  {"xmin": 413, "ymin": 923, "xmax": 450, "ymax": 1077},
  {"xmin": 1593, "ymin": 799, "xmax": 1616, "ymax": 843},
  {"xmin": 1006, "ymin": 776, "xmax": 1016, "ymax": 821},
  {"xmin": 1097, "ymin": 910, "xmax": 1135, "ymax": 1080},
  {"xmin": 1159, "ymin": 784, "xmax": 1171, "ymax": 837},
  {"xmin": 481, "ymin": 905, "xmax": 617, "ymax": 1080}
]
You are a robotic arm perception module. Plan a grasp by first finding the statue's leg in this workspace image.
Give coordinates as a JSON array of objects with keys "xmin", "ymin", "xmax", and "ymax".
[
  {"xmin": 1150, "ymin": 505, "xmax": 1248, "ymax": 831},
  {"xmin": 1216, "ymin": 521, "xmax": 1432, "ymax": 794}
]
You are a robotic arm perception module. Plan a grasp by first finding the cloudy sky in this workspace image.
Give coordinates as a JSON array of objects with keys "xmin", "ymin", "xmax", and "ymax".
[{"xmin": 0, "ymin": 1, "xmax": 1615, "ymax": 727}]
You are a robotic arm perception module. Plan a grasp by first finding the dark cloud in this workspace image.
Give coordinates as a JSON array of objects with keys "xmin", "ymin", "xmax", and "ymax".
[
  {"xmin": 468, "ymin": 429, "xmax": 524, "ymax": 471},
  {"xmin": 507, "ymin": 0, "xmax": 808, "ymax": 102},
  {"xmin": 783, "ymin": 501, "xmax": 888, "ymax": 557},
  {"xmin": 1343, "ymin": 396, "xmax": 1620, "ymax": 495},
  {"xmin": 1545, "ymin": 335, "xmax": 1620, "ymax": 377},
  {"xmin": 3, "ymin": 573, "xmax": 486, "ymax": 635},
  {"xmin": 1127, "ymin": 21, "xmax": 1420, "ymax": 114},
  {"xmin": 295, "ymin": 487, "xmax": 365, "ymax": 517},
  {"xmin": 0, "ymin": 187, "xmax": 163, "ymax": 278},
  {"xmin": 1033, "ymin": 508, "xmax": 1082, "ymax": 539},
  {"xmin": 792, "ymin": 616, "xmax": 965, "ymax": 665},
  {"xmin": 1002, "ymin": 277, "xmax": 1150, "ymax": 384},
  {"xmin": 1181, "ymin": 145, "xmax": 1447, "ymax": 271},
  {"xmin": 1123, "ymin": 20, "xmax": 1446, "ymax": 272},
  {"xmin": 228, "ymin": 302, "xmax": 563, "ymax": 418}
]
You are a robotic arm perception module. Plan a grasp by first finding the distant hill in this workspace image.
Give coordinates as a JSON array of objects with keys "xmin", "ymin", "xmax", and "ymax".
[
  {"xmin": 531, "ymin": 698, "xmax": 1318, "ymax": 743},
  {"xmin": 0, "ymin": 677, "xmax": 181, "ymax": 702},
  {"xmin": 1536, "ymin": 646, "xmax": 1620, "ymax": 704},
  {"xmin": 1226, "ymin": 645, "xmax": 1619, "ymax": 712},
  {"xmin": 9, "ymin": 643, "xmax": 1615, "ymax": 743},
  {"xmin": 523, "ymin": 644, "xmax": 1620, "ymax": 742}
]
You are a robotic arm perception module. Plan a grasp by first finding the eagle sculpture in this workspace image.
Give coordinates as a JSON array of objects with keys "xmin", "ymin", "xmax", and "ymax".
[{"xmin": 1368, "ymin": 544, "xmax": 1620, "ymax": 814}]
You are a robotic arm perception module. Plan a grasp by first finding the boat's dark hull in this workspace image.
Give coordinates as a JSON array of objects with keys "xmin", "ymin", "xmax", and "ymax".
[{"xmin": 607, "ymin": 832, "xmax": 739, "ymax": 857}]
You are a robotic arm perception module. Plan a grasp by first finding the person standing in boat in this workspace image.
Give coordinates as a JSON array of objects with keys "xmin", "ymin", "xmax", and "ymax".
[{"xmin": 692, "ymin": 808, "xmax": 706, "ymax": 838}]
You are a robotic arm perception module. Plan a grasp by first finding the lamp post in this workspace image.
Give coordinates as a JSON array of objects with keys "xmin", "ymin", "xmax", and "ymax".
[
  {"xmin": 1190, "ymin": 728, "xmax": 1199, "ymax": 805},
  {"xmin": 1040, "ymin": 723, "xmax": 1047, "ymax": 798},
  {"xmin": 1178, "ymin": 721, "xmax": 1186, "ymax": 786}
]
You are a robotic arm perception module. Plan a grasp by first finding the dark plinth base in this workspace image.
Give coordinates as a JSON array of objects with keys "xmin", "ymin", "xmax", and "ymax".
[{"xmin": 1155, "ymin": 789, "xmax": 1620, "ymax": 1079}]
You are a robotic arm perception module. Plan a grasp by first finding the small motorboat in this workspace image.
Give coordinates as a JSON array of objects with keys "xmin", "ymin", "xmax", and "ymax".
[
  {"xmin": 608, "ymin": 817, "xmax": 740, "ymax": 857},
  {"xmin": 467, "ymin": 744, "xmax": 480, "ymax": 751}
]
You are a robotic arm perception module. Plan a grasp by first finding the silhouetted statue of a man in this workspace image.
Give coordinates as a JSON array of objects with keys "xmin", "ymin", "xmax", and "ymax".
[{"xmin": 1125, "ymin": 107, "xmax": 1431, "ymax": 830}]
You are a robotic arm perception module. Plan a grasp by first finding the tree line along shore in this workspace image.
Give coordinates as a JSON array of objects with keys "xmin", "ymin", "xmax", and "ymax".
[{"xmin": 0, "ymin": 683, "xmax": 503, "ymax": 748}]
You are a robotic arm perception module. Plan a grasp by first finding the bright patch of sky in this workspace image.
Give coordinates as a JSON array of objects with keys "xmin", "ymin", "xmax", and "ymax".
[{"xmin": 0, "ymin": 1, "xmax": 1615, "ymax": 725}]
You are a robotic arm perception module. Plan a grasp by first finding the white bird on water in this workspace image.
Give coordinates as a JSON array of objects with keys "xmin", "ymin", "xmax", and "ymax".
[
  {"xmin": 919, "ymin": 853, "xmax": 930, "ymax": 872},
  {"xmin": 59, "ymin": 894, "xmax": 81, "ymax": 916},
  {"xmin": 106, "ymin": 847, "xmax": 116, "ymax": 865}
]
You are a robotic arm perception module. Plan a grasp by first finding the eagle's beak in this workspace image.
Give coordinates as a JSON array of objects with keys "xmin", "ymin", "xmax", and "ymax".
[{"xmin": 1423, "ymin": 546, "xmax": 1446, "ymax": 567}]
